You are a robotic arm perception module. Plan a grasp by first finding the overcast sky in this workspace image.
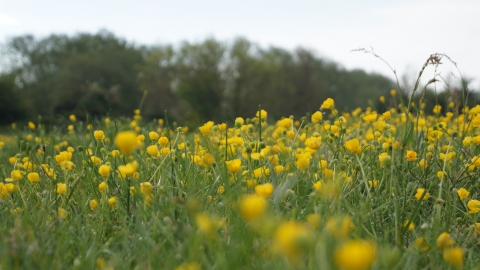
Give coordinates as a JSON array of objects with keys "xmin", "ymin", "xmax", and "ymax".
[{"xmin": 1, "ymin": 0, "xmax": 479, "ymax": 89}]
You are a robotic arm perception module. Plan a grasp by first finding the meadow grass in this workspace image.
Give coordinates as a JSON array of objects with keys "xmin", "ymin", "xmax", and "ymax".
[{"xmin": 1, "ymin": 90, "xmax": 480, "ymax": 269}]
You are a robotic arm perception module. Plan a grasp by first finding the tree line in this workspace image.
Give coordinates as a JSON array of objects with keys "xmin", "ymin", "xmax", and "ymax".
[{"xmin": 0, "ymin": 30, "xmax": 476, "ymax": 127}]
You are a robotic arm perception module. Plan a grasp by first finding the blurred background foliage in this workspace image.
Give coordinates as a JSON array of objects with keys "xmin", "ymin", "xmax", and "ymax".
[{"xmin": 0, "ymin": 30, "xmax": 477, "ymax": 127}]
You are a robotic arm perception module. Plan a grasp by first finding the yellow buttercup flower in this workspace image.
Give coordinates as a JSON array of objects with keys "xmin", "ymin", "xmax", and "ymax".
[
  {"xmin": 334, "ymin": 240, "xmax": 376, "ymax": 270},
  {"xmin": 418, "ymin": 159, "xmax": 428, "ymax": 169},
  {"xmin": 254, "ymin": 183, "xmax": 274, "ymax": 198},
  {"xmin": 378, "ymin": 152, "xmax": 391, "ymax": 167},
  {"xmin": 146, "ymin": 145, "xmax": 159, "ymax": 157},
  {"xmin": 286, "ymin": 129, "xmax": 295, "ymax": 139},
  {"xmin": 274, "ymin": 165, "xmax": 284, "ymax": 174},
  {"xmin": 148, "ymin": 131, "xmax": 159, "ymax": 141},
  {"xmin": 456, "ymin": 188, "xmax": 470, "ymax": 201},
  {"xmin": 160, "ymin": 147, "xmax": 170, "ymax": 156},
  {"xmin": 118, "ymin": 161, "xmax": 138, "ymax": 178},
  {"xmin": 136, "ymin": 135, "xmax": 145, "ymax": 147},
  {"xmin": 320, "ymin": 98, "xmax": 334, "ymax": 110},
  {"xmin": 295, "ymin": 153, "xmax": 311, "ymax": 172},
  {"xmin": 108, "ymin": 196, "xmax": 117, "ymax": 207},
  {"xmin": 472, "ymin": 135, "xmax": 480, "ymax": 146},
  {"xmin": 415, "ymin": 188, "xmax": 430, "ymax": 201},
  {"xmin": 99, "ymin": 181, "xmax": 108, "ymax": 192},
  {"xmin": 313, "ymin": 181, "xmax": 322, "ymax": 192},
  {"xmin": 305, "ymin": 136, "xmax": 322, "ymax": 150},
  {"xmin": 443, "ymin": 247, "xmax": 464, "ymax": 269},
  {"xmin": 467, "ymin": 199, "xmax": 480, "ymax": 213},
  {"xmin": 56, "ymin": 183, "xmax": 67, "ymax": 195},
  {"xmin": 382, "ymin": 111, "xmax": 391, "ymax": 119},
  {"xmin": 344, "ymin": 138, "xmax": 361, "ymax": 154},
  {"xmin": 2, "ymin": 183, "xmax": 14, "ymax": 197},
  {"xmin": 463, "ymin": 136, "xmax": 472, "ymax": 147},
  {"xmin": 55, "ymin": 151, "xmax": 72, "ymax": 164},
  {"xmin": 201, "ymin": 153, "xmax": 214, "ymax": 166},
  {"xmin": 368, "ymin": 180, "xmax": 378, "ymax": 188},
  {"xmin": 111, "ymin": 150, "xmax": 120, "ymax": 157},
  {"xmin": 58, "ymin": 207, "xmax": 67, "ymax": 219},
  {"xmin": 90, "ymin": 156, "xmax": 102, "ymax": 165},
  {"xmin": 98, "ymin": 164, "xmax": 111, "ymax": 178},
  {"xmin": 471, "ymin": 155, "xmax": 480, "ymax": 167},
  {"xmin": 251, "ymin": 153, "xmax": 264, "ymax": 162},
  {"xmin": 140, "ymin": 182, "xmax": 153, "ymax": 197},
  {"xmin": 239, "ymin": 194, "xmax": 266, "ymax": 221},
  {"xmin": 433, "ymin": 105, "xmax": 442, "ymax": 114},
  {"xmin": 436, "ymin": 232, "xmax": 454, "ymax": 249},
  {"xmin": 94, "ymin": 130, "xmax": 105, "ymax": 141},
  {"xmin": 471, "ymin": 115, "xmax": 480, "ymax": 128},
  {"xmin": 311, "ymin": 111, "xmax": 323, "ymax": 123},
  {"xmin": 235, "ymin": 117, "xmax": 245, "ymax": 126},
  {"xmin": 27, "ymin": 172, "xmax": 39, "ymax": 183},
  {"xmin": 8, "ymin": 156, "xmax": 17, "ymax": 165},
  {"xmin": 158, "ymin": 136, "xmax": 169, "ymax": 147},
  {"xmin": 439, "ymin": 152, "xmax": 456, "ymax": 162},
  {"xmin": 405, "ymin": 150, "xmax": 417, "ymax": 161},
  {"xmin": 8, "ymin": 169, "xmax": 23, "ymax": 181},
  {"xmin": 225, "ymin": 159, "xmax": 242, "ymax": 174},
  {"xmin": 114, "ymin": 131, "xmax": 138, "ymax": 155},
  {"xmin": 256, "ymin": 109, "xmax": 267, "ymax": 119},
  {"xmin": 362, "ymin": 113, "xmax": 377, "ymax": 123},
  {"xmin": 90, "ymin": 199, "xmax": 99, "ymax": 211},
  {"xmin": 199, "ymin": 121, "xmax": 215, "ymax": 135}
]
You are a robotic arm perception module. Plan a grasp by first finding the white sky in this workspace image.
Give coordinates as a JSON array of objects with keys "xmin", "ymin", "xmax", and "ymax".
[{"xmin": 1, "ymin": 0, "xmax": 479, "ymax": 90}]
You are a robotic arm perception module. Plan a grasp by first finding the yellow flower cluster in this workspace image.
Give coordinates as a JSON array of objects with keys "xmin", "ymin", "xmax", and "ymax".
[{"xmin": 1, "ymin": 97, "xmax": 480, "ymax": 268}]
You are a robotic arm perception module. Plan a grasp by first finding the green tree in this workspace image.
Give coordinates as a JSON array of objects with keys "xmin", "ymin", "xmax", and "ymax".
[
  {"xmin": 0, "ymin": 74, "xmax": 28, "ymax": 124},
  {"xmin": 5, "ymin": 31, "xmax": 144, "ymax": 122},
  {"xmin": 175, "ymin": 39, "xmax": 226, "ymax": 124},
  {"xmin": 2, "ymin": 34, "xmax": 399, "ymax": 126},
  {"xmin": 138, "ymin": 45, "xmax": 186, "ymax": 121}
]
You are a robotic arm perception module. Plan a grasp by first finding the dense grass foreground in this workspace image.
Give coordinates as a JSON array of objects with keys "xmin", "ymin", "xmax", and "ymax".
[{"xmin": 1, "ymin": 95, "xmax": 480, "ymax": 269}]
